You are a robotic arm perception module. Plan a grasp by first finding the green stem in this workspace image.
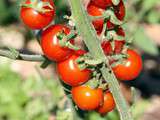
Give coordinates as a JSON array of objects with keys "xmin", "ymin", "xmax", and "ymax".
[
  {"xmin": 68, "ymin": 0, "xmax": 133, "ymax": 120},
  {"xmin": 0, "ymin": 49, "xmax": 45, "ymax": 62}
]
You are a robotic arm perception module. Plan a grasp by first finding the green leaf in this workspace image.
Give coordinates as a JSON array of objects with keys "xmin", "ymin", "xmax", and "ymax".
[{"xmin": 133, "ymin": 27, "xmax": 159, "ymax": 55}]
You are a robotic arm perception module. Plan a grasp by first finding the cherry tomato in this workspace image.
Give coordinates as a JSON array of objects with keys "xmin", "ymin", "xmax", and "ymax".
[
  {"xmin": 97, "ymin": 91, "xmax": 115, "ymax": 115},
  {"xmin": 101, "ymin": 40, "xmax": 125, "ymax": 55},
  {"xmin": 91, "ymin": 0, "xmax": 112, "ymax": 9},
  {"xmin": 112, "ymin": 49, "xmax": 143, "ymax": 81},
  {"xmin": 72, "ymin": 86, "xmax": 103, "ymax": 110},
  {"xmin": 87, "ymin": 4, "xmax": 114, "ymax": 34},
  {"xmin": 114, "ymin": 0, "xmax": 125, "ymax": 21},
  {"xmin": 116, "ymin": 26, "xmax": 125, "ymax": 36},
  {"xmin": 20, "ymin": 0, "xmax": 55, "ymax": 29},
  {"xmin": 57, "ymin": 51, "xmax": 91, "ymax": 86},
  {"xmin": 87, "ymin": 3, "xmax": 104, "ymax": 31},
  {"xmin": 87, "ymin": 3, "xmax": 125, "ymax": 35},
  {"xmin": 41, "ymin": 24, "xmax": 74, "ymax": 62}
]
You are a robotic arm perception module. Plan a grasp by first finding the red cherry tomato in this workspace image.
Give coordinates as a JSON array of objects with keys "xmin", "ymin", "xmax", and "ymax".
[
  {"xmin": 87, "ymin": 3, "xmax": 112, "ymax": 33},
  {"xmin": 57, "ymin": 51, "xmax": 91, "ymax": 86},
  {"xmin": 41, "ymin": 24, "xmax": 74, "ymax": 62},
  {"xmin": 114, "ymin": 0, "xmax": 125, "ymax": 21},
  {"xmin": 72, "ymin": 86, "xmax": 103, "ymax": 110},
  {"xmin": 97, "ymin": 91, "xmax": 115, "ymax": 115},
  {"xmin": 112, "ymin": 49, "xmax": 143, "ymax": 81},
  {"xmin": 91, "ymin": 0, "xmax": 112, "ymax": 9},
  {"xmin": 20, "ymin": 0, "xmax": 55, "ymax": 29},
  {"xmin": 101, "ymin": 26, "xmax": 125, "ymax": 55},
  {"xmin": 87, "ymin": 3, "xmax": 104, "ymax": 31},
  {"xmin": 101, "ymin": 40, "xmax": 125, "ymax": 55},
  {"xmin": 87, "ymin": 3, "xmax": 125, "ymax": 35},
  {"xmin": 116, "ymin": 26, "xmax": 125, "ymax": 36}
]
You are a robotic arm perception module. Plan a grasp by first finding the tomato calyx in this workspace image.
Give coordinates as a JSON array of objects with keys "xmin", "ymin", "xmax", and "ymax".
[
  {"xmin": 76, "ymin": 53, "xmax": 104, "ymax": 71},
  {"xmin": 21, "ymin": 0, "xmax": 54, "ymax": 13},
  {"xmin": 84, "ymin": 78, "xmax": 100, "ymax": 89},
  {"xmin": 56, "ymin": 30, "xmax": 79, "ymax": 50}
]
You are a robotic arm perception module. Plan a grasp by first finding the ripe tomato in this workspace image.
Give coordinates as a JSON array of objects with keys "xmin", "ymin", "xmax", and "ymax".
[
  {"xmin": 91, "ymin": 0, "xmax": 112, "ymax": 9},
  {"xmin": 41, "ymin": 24, "xmax": 74, "ymax": 62},
  {"xmin": 101, "ymin": 40, "xmax": 125, "ymax": 55},
  {"xmin": 116, "ymin": 26, "xmax": 125, "ymax": 36},
  {"xmin": 112, "ymin": 49, "xmax": 143, "ymax": 81},
  {"xmin": 87, "ymin": 3, "xmax": 125, "ymax": 35},
  {"xmin": 20, "ymin": 0, "xmax": 55, "ymax": 29},
  {"xmin": 113, "ymin": 0, "xmax": 125, "ymax": 21},
  {"xmin": 97, "ymin": 91, "xmax": 115, "ymax": 115},
  {"xmin": 57, "ymin": 51, "xmax": 91, "ymax": 86},
  {"xmin": 72, "ymin": 86, "xmax": 103, "ymax": 110},
  {"xmin": 101, "ymin": 27, "xmax": 125, "ymax": 55},
  {"xmin": 87, "ymin": 3, "xmax": 104, "ymax": 31}
]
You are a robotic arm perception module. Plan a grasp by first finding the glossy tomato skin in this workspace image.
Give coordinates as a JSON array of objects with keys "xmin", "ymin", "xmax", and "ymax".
[
  {"xmin": 41, "ymin": 24, "xmax": 74, "ymax": 62},
  {"xmin": 57, "ymin": 52, "xmax": 91, "ymax": 86},
  {"xmin": 97, "ymin": 91, "xmax": 115, "ymax": 115},
  {"xmin": 20, "ymin": 0, "xmax": 55, "ymax": 29},
  {"xmin": 91, "ymin": 0, "xmax": 112, "ymax": 9},
  {"xmin": 112, "ymin": 49, "xmax": 143, "ymax": 81},
  {"xmin": 72, "ymin": 86, "xmax": 103, "ymax": 110},
  {"xmin": 114, "ymin": 0, "xmax": 125, "ymax": 21}
]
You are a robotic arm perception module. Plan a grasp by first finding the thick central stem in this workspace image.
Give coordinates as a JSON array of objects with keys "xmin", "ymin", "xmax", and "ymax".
[{"xmin": 68, "ymin": 0, "xmax": 133, "ymax": 120}]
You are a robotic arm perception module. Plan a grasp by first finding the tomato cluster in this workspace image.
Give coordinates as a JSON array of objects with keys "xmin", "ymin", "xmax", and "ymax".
[
  {"xmin": 88, "ymin": 0, "xmax": 142, "ymax": 81},
  {"xmin": 20, "ymin": 0, "xmax": 142, "ymax": 115}
]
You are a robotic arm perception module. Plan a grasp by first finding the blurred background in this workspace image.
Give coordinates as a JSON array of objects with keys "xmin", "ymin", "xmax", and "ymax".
[{"xmin": 0, "ymin": 0, "xmax": 160, "ymax": 120}]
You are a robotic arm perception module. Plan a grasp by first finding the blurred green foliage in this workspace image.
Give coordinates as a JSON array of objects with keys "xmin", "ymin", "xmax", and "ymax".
[
  {"xmin": 0, "ymin": 59, "xmax": 64, "ymax": 120},
  {"xmin": 125, "ymin": 0, "xmax": 160, "ymax": 55},
  {"xmin": 0, "ymin": 58, "xmax": 151, "ymax": 120},
  {"xmin": 0, "ymin": 0, "xmax": 20, "ymax": 25}
]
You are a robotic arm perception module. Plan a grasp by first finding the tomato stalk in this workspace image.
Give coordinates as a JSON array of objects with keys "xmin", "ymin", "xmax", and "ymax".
[
  {"xmin": 68, "ymin": 0, "xmax": 133, "ymax": 120},
  {"xmin": 0, "ymin": 49, "xmax": 45, "ymax": 61}
]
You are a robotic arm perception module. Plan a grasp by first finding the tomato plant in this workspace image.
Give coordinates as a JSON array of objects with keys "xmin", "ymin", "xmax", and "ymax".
[
  {"xmin": 72, "ymin": 86, "xmax": 103, "ymax": 110},
  {"xmin": 0, "ymin": 0, "xmax": 145, "ymax": 119},
  {"xmin": 20, "ymin": 0, "xmax": 55, "ymax": 29},
  {"xmin": 112, "ymin": 49, "xmax": 143, "ymax": 81},
  {"xmin": 57, "ymin": 51, "xmax": 91, "ymax": 86},
  {"xmin": 97, "ymin": 91, "xmax": 115, "ymax": 115},
  {"xmin": 41, "ymin": 24, "xmax": 74, "ymax": 62}
]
